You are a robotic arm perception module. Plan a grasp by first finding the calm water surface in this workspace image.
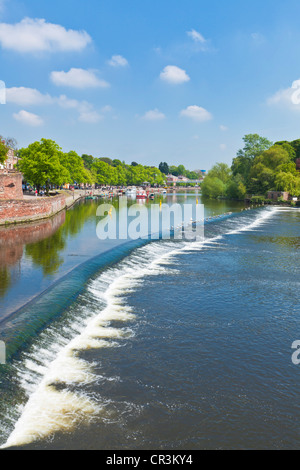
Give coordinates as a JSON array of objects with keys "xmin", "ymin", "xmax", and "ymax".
[{"xmin": 0, "ymin": 193, "xmax": 300, "ymax": 450}]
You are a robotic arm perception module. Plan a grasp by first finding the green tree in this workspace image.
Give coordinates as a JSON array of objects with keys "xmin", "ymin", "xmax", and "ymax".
[
  {"xmin": 81, "ymin": 154, "xmax": 94, "ymax": 171},
  {"xmin": 177, "ymin": 164, "xmax": 186, "ymax": 176},
  {"xmin": 274, "ymin": 141, "xmax": 296, "ymax": 161},
  {"xmin": 237, "ymin": 134, "xmax": 273, "ymax": 160},
  {"xmin": 232, "ymin": 134, "xmax": 273, "ymax": 184},
  {"xmin": 225, "ymin": 176, "xmax": 247, "ymax": 199},
  {"xmin": 201, "ymin": 177, "xmax": 226, "ymax": 198},
  {"xmin": 19, "ymin": 139, "xmax": 70, "ymax": 194},
  {"xmin": 290, "ymin": 139, "xmax": 300, "ymax": 160},
  {"xmin": 159, "ymin": 162, "xmax": 169, "ymax": 175},
  {"xmin": 60, "ymin": 150, "xmax": 93, "ymax": 185},
  {"xmin": 92, "ymin": 160, "xmax": 117, "ymax": 186},
  {"xmin": 275, "ymin": 171, "xmax": 300, "ymax": 196},
  {"xmin": 0, "ymin": 139, "xmax": 8, "ymax": 165},
  {"xmin": 169, "ymin": 165, "xmax": 179, "ymax": 176},
  {"xmin": 116, "ymin": 165, "xmax": 128, "ymax": 185},
  {"xmin": 99, "ymin": 157, "xmax": 114, "ymax": 166},
  {"xmin": 208, "ymin": 162, "xmax": 232, "ymax": 183},
  {"xmin": 112, "ymin": 159, "xmax": 123, "ymax": 167}
]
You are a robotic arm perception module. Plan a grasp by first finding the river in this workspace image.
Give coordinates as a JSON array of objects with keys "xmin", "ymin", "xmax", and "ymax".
[{"xmin": 0, "ymin": 192, "xmax": 299, "ymax": 450}]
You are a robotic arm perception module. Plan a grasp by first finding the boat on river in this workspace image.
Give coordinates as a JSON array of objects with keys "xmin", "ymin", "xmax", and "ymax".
[
  {"xmin": 126, "ymin": 186, "xmax": 137, "ymax": 196},
  {"xmin": 136, "ymin": 190, "xmax": 147, "ymax": 199}
]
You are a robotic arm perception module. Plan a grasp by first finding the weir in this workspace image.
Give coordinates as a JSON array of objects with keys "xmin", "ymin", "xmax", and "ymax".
[{"xmin": 0, "ymin": 206, "xmax": 278, "ymax": 449}]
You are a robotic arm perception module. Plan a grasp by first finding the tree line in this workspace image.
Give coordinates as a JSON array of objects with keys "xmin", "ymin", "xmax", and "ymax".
[
  {"xmin": 10, "ymin": 138, "xmax": 168, "ymax": 193},
  {"xmin": 158, "ymin": 162, "xmax": 202, "ymax": 179},
  {"xmin": 201, "ymin": 134, "xmax": 300, "ymax": 199}
]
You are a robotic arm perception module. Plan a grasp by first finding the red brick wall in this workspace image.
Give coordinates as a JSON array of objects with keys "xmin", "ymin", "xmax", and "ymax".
[
  {"xmin": 0, "ymin": 172, "xmax": 23, "ymax": 200},
  {"xmin": 296, "ymin": 158, "xmax": 300, "ymax": 171},
  {"xmin": 0, "ymin": 195, "xmax": 67, "ymax": 224}
]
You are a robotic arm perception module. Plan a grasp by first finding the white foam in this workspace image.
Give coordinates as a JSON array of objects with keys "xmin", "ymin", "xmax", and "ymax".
[{"xmin": 4, "ymin": 386, "xmax": 101, "ymax": 448}]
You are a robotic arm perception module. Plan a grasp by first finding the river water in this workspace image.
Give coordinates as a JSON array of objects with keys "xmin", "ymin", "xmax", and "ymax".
[{"xmin": 0, "ymin": 193, "xmax": 300, "ymax": 450}]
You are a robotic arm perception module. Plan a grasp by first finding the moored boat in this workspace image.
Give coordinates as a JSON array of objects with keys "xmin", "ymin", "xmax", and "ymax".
[
  {"xmin": 136, "ymin": 190, "xmax": 147, "ymax": 199},
  {"xmin": 126, "ymin": 186, "xmax": 137, "ymax": 196}
]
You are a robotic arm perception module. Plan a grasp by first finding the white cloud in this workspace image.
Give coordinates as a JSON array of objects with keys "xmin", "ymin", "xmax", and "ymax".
[
  {"xmin": 0, "ymin": 17, "xmax": 92, "ymax": 53},
  {"xmin": 101, "ymin": 105, "xmax": 113, "ymax": 113},
  {"xmin": 56, "ymin": 94, "xmax": 80, "ymax": 109},
  {"xmin": 267, "ymin": 80, "xmax": 300, "ymax": 110},
  {"xmin": 13, "ymin": 110, "xmax": 44, "ymax": 126},
  {"xmin": 220, "ymin": 144, "xmax": 227, "ymax": 151},
  {"xmin": 6, "ymin": 87, "xmax": 53, "ymax": 106},
  {"xmin": 78, "ymin": 110, "xmax": 102, "ymax": 123},
  {"xmin": 50, "ymin": 68, "xmax": 109, "ymax": 89},
  {"xmin": 6, "ymin": 86, "xmax": 103, "ymax": 124},
  {"xmin": 160, "ymin": 65, "xmax": 190, "ymax": 84},
  {"xmin": 220, "ymin": 125, "xmax": 228, "ymax": 131},
  {"xmin": 187, "ymin": 29, "xmax": 206, "ymax": 43},
  {"xmin": 180, "ymin": 105, "xmax": 212, "ymax": 122},
  {"xmin": 108, "ymin": 55, "xmax": 128, "ymax": 67},
  {"xmin": 142, "ymin": 109, "xmax": 166, "ymax": 121}
]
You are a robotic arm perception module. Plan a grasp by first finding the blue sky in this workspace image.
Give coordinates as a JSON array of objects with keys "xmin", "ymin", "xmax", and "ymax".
[{"xmin": 1, "ymin": 0, "xmax": 300, "ymax": 170}]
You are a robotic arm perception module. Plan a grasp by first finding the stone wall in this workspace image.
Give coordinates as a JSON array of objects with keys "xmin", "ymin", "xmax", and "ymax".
[
  {"xmin": 0, "ymin": 172, "xmax": 23, "ymax": 200},
  {"xmin": 0, "ymin": 194, "xmax": 67, "ymax": 225}
]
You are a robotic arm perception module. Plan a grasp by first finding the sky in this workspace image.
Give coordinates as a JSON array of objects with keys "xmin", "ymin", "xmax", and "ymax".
[{"xmin": 1, "ymin": 0, "xmax": 300, "ymax": 171}]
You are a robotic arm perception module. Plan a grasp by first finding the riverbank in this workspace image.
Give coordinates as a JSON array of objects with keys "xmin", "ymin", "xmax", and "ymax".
[
  {"xmin": 0, "ymin": 186, "xmax": 200, "ymax": 226},
  {"xmin": 0, "ymin": 190, "xmax": 90, "ymax": 226}
]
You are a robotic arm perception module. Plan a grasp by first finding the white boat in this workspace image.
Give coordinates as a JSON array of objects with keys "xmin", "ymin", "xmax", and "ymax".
[{"xmin": 126, "ymin": 186, "xmax": 137, "ymax": 195}]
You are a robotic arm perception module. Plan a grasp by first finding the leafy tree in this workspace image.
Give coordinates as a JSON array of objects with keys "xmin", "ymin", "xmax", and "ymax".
[
  {"xmin": 81, "ymin": 154, "xmax": 94, "ymax": 171},
  {"xmin": 0, "ymin": 139, "xmax": 8, "ymax": 164},
  {"xmin": 274, "ymin": 171, "xmax": 300, "ymax": 195},
  {"xmin": 99, "ymin": 157, "xmax": 114, "ymax": 166},
  {"xmin": 116, "ymin": 165, "xmax": 128, "ymax": 185},
  {"xmin": 290, "ymin": 140, "xmax": 300, "ymax": 160},
  {"xmin": 92, "ymin": 160, "xmax": 118, "ymax": 186},
  {"xmin": 248, "ymin": 162, "xmax": 275, "ymax": 194},
  {"xmin": 112, "ymin": 159, "xmax": 123, "ymax": 167},
  {"xmin": 274, "ymin": 141, "xmax": 296, "ymax": 161},
  {"xmin": 131, "ymin": 161, "xmax": 139, "ymax": 167},
  {"xmin": 19, "ymin": 139, "xmax": 70, "ymax": 194},
  {"xmin": 225, "ymin": 176, "xmax": 247, "ymax": 199},
  {"xmin": 254, "ymin": 145, "xmax": 290, "ymax": 171},
  {"xmin": 159, "ymin": 162, "xmax": 169, "ymax": 175},
  {"xmin": 237, "ymin": 134, "xmax": 273, "ymax": 160},
  {"xmin": 177, "ymin": 164, "xmax": 186, "ymax": 176},
  {"xmin": 60, "ymin": 150, "xmax": 93, "ymax": 185},
  {"xmin": 208, "ymin": 162, "xmax": 232, "ymax": 183},
  {"xmin": 186, "ymin": 171, "xmax": 199, "ymax": 180},
  {"xmin": 169, "ymin": 165, "xmax": 179, "ymax": 176},
  {"xmin": 232, "ymin": 134, "xmax": 273, "ymax": 184},
  {"xmin": 201, "ymin": 177, "xmax": 226, "ymax": 198}
]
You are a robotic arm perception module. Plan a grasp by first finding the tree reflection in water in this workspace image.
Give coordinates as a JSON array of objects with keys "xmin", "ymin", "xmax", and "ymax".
[{"xmin": 0, "ymin": 200, "xmax": 98, "ymax": 297}]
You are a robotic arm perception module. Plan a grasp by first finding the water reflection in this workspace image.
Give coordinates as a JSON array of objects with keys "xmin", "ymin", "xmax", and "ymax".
[
  {"xmin": 0, "ymin": 211, "xmax": 67, "ymax": 297},
  {"xmin": 256, "ymin": 236, "xmax": 300, "ymax": 250},
  {"xmin": 0, "ymin": 195, "xmax": 245, "ymax": 303}
]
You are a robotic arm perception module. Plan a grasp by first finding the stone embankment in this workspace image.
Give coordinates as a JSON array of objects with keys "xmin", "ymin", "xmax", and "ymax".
[{"xmin": 0, "ymin": 191, "xmax": 86, "ymax": 226}]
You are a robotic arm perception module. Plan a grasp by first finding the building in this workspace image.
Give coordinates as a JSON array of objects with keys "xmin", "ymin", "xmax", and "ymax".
[
  {"xmin": 0, "ymin": 145, "xmax": 22, "ymax": 199},
  {"xmin": 296, "ymin": 158, "xmax": 300, "ymax": 172},
  {"xmin": 267, "ymin": 191, "xmax": 289, "ymax": 202},
  {"xmin": 177, "ymin": 175, "xmax": 189, "ymax": 183},
  {"xmin": 0, "ymin": 145, "xmax": 19, "ymax": 171},
  {"xmin": 166, "ymin": 174, "xmax": 178, "ymax": 186}
]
